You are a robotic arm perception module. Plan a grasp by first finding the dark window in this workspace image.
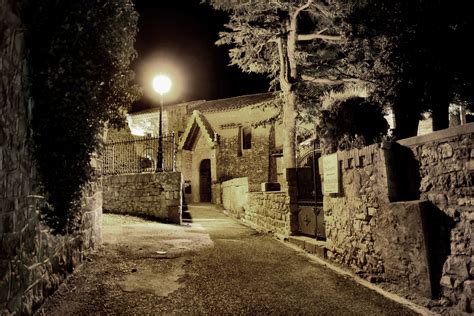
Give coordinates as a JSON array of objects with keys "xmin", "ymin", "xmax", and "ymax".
[{"xmin": 242, "ymin": 127, "xmax": 251, "ymax": 150}]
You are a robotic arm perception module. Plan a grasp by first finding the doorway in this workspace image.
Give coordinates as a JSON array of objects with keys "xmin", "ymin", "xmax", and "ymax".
[{"xmin": 199, "ymin": 159, "xmax": 212, "ymax": 202}]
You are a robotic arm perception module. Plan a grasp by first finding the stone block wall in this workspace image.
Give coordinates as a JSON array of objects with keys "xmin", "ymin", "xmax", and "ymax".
[
  {"xmin": 245, "ymin": 191, "xmax": 291, "ymax": 236},
  {"xmin": 178, "ymin": 149, "xmax": 192, "ymax": 195},
  {"xmin": 217, "ymin": 134, "xmax": 269, "ymax": 192},
  {"xmin": 0, "ymin": 184, "xmax": 102, "ymax": 315},
  {"xmin": 211, "ymin": 183, "xmax": 222, "ymax": 205},
  {"xmin": 221, "ymin": 177, "xmax": 249, "ymax": 218},
  {"xmin": 1, "ymin": 3, "xmax": 102, "ymax": 313},
  {"xmin": 323, "ymin": 143, "xmax": 446, "ymax": 299},
  {"xmin": 322, "ymin": 124, "xmax": 473, "ymax": 312},
  {"xmin": 323, "ymin": 144, "xmax": 388, "ymax": 277},
  {"xmin": 166, "ymin": 104, "xmax": 190, "ymax": 134},
  {"xmin": 375, "ymin": 200, "xmax": 438, "ymax": 298},
  {"xmin": 399, "ymin": 123, "xmax": 473, "ymax": 312},
  {"xmin": 103, "ymin": 172, "xmax": 183, "ymax": 224},
  {"xmin": 322, "ymin": 141, "xmax": 461, "ymax": 299},
  {"xmin": 219, "ymin": 177, "xmax": 291, "ymax": 236}
]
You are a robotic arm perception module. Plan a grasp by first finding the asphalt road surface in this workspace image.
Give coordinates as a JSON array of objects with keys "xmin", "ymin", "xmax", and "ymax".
[{"xmin": 36, "ymin": 204, "xmax": 420, "ymax": 315}]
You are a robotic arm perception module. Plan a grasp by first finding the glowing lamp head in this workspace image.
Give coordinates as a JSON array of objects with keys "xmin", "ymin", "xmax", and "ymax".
[{"xmin": 152, "ymin": 74, "xmax": 172, "ymax": 95}]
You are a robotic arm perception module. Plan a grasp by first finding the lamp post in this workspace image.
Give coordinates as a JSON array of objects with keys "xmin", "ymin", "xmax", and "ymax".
[{"xmin": 152, "ymin": 74, "xmax": 172, "ymax": 172}]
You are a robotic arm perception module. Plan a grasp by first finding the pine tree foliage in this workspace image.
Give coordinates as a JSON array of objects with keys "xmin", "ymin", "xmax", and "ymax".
[
  {"xmin": 209, "ymin": 0, "xmax": 474, "ymax": 143},
  {"xmin": 206, "ymin": 0, "xmax": 349, "ymax": 168}
]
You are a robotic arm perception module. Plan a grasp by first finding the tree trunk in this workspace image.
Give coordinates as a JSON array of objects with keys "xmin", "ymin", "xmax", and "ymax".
[
  {"xmin": 393, "ymin": 107, "xmax": 419, "ymax": 140},
  {"xmin": 281, "ymin": 12, "xmax": 298, "ymax": 170},
  {"xmin": 431, "ymin": 1, "xmax": 450, "ymax": 131},
  {"xmin": 431, "ymin": 90, "xmax": 450, "ymax": 131},
  {"xmin": 283, "ymin": 89, "xmax": 297, "ymax": 169},
  {"xmin": 432, "ymin": 105, "xmax": 449, "ymax": 131}
]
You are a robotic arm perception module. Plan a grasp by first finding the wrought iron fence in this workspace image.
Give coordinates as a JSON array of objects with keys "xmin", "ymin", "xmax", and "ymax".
[{"xmin": 103, "ymin": 133, "xmax": 177, "ymax": 175}]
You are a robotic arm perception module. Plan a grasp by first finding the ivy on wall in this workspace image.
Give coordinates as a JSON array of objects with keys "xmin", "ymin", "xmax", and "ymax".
[{"xmin": 23, "ymin": 0, "xmax": 140, "ymax": 234}]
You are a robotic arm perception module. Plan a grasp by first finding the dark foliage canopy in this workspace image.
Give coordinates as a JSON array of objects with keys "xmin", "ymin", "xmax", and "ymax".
[
  {"xmin": 339, "ymin": 0, "xmax": 474, "ymax": 137},
  {"xmin": 23, "ymin": 0, "xmax": 140, "ymax": 234},
  {"xmin": 316, "ymin": 96, "xmax": 388, "ymax": 154}
]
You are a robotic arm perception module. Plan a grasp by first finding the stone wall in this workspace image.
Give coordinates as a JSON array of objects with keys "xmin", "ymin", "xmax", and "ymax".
[
  {"xmin": 103, "ymin": 172, "xmax": 183, "ymax": 224},
  {"xmin": 399, "ymin": 123, "xmax": 473, "ymax": 312},
  {"xmin": 166, "ymin": 104, "xmax": 190, "ymax": 134},
  {"xmin": 1, "ymin": 3, "xmax": 102, "ymax": 313},
  {"xmin": 374, "ymin": 200, "xmax": 442, "ymax": 298},
  {"xmin": 1, "ymin": 182, "xmax": 102, "ymax": 315},
  {"xmin": 217, "ymin": 134, "xmax": 269, "ymax": 192},
  {"xmin": 219, "ymin": 177, "xmax": 291, "ymax": 235},
  {"xmin": 221, "ymin": 177, "xmax": 249, "ymax": 218},
  {"xmin": 323, "ymin": 144, "xmax": 388, "ymax": 278},
  {"xmin": 322, "ymin": 142, "xmax": 460, "ymax": 299},
  {"xmin": 322, "ymin": 124, "xmax": 473, "ymax": 312},
  {"xmin": 178, "ymin": 149, "xmax": 192, "ymax": 185},
  {"xmin": 245, "ymin": 191, "xmax": 291, "ymax": 236}
]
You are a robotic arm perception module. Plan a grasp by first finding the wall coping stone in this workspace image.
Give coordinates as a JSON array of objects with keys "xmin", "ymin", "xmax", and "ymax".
[
  {"xmin": 249, "ymin": 191, "xmax": 286, "ymax": 195},
  {"xmin": 221, "ymin": 177, "xmax": 248, "ymax": 188},
  {"xmin": 397, "ymin": 122, "xmax": 474, "ymax": 147}
]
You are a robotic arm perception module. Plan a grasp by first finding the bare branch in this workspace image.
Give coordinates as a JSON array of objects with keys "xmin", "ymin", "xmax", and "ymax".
[
  {"xmin": 333, "ymin": 68, "xmax": 378, "ymax": 85},
  {"xmin": 297, "ymin": 33, "xmax": 342, "ymax": 41},
  {"xmin": 312, "ymin": 3, "xmax": 335, "ymax": 19},
  {"xmin": 318, "ymin": 28, "xmax": 328, "ymax": 34},
  {"xmin": 277, "ymin": 37, "xmax": 290, "ymax": 91},
  {"xmin": 293, "ymin": 0, "xmax": 314, "ymax": 22}
]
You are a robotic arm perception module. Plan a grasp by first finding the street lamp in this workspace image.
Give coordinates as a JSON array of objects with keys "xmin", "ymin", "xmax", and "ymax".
[{"xmin": 152, "ymin": 74, "xmax": 172, "ymax": 172}]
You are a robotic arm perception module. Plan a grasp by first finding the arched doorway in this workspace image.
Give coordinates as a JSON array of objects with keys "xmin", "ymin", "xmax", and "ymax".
[{"xmin": 199, "ymin": 159, "xmax": 212, "ymax": 202}]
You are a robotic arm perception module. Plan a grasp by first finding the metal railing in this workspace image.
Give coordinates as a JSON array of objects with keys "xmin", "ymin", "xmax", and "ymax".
[{"xmin": 103, "ymin": 133, "xmax": 177, "ymax": 175}]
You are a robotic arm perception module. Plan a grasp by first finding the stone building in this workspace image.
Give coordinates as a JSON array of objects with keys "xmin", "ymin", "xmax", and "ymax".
[{"xmin": 124, "ymin": 93, "xmax": 286, "ymax": 203}]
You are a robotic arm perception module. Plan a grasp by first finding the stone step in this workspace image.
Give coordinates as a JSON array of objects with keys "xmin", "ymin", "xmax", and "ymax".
[{"xmin": 288, "ymin": 235, "xmax": 328, "ymax": 258}]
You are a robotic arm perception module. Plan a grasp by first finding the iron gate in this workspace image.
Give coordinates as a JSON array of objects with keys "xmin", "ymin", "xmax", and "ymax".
[{"xmin": 297, "ymin": 148, "xmax": 326, "ymax": 240}]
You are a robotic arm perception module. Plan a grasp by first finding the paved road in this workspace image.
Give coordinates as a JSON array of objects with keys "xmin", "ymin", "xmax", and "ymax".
[{"xmin": 36, "ymin": 204, "xmax": 419, "ymax": 315}]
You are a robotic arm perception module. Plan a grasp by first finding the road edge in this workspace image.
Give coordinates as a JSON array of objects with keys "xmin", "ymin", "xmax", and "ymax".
[{"xmin": 279, "ymin": 240, "xmax": 439, "ymax": 316}]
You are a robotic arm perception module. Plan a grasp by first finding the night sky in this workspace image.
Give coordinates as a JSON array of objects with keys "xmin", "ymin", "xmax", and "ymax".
[{"xmin": 131, "ymin": 0, "xmax": 270, "ymax": 112}]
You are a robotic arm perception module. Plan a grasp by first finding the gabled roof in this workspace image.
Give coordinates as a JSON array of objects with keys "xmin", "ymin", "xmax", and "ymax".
[
  {"xmin": 128, "ymin": 93, "xmax": 276, "ymax": 117},
  {"xmin": 192, "ymin": 93, "xmax": 276, "ymax": 113},
  {"xmin": 128, "ymin": 100, "xmax": 205, "ymax": 117},
  {"xmin": 179, "ymin": 110, "xmax": 217, "ymax": 150}
]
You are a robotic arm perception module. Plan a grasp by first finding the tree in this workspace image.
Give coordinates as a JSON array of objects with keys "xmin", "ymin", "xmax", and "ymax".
[
  {"xmin": 339, "ymin": 0, "xmax": 474, "ymax": 138},
  {"xmin": 24, "ymin": 0, "xmax": 140, "ymax": 233},
  {"xmin": 206, "ymin": 0, "xmax": 352, "ymax": 169},
  {"xmin": 444, "ymin": 0, "xmax": 474, "ymax": 115}
]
